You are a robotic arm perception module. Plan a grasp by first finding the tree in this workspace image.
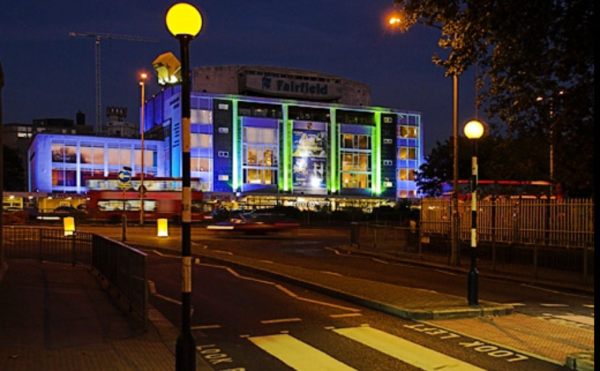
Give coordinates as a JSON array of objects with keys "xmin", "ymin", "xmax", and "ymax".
[
  {"xmin": 416, "ymin": 129, "xmax": 549, "ymax": 196},
  {"xmin": 394, "ymin": 0, "xmax": 594, "ymax": 196},
  {"xmin": 3, "ymin": 146, "xmax": 25, "ymax": 191}
]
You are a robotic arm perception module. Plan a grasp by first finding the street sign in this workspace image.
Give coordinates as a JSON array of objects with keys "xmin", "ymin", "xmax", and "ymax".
[
  {"xmin": 118, "ymin": 167, "xmax": 132, "ymax": 190},
  {"xmin": 118, "ymin": 168, "xmax": 132, "ymax": 183}
]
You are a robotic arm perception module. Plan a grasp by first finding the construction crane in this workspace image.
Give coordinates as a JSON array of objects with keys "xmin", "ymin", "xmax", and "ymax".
[{"xmin": 68, "ymin": 32, "xmax": 158, "ymax": 133}]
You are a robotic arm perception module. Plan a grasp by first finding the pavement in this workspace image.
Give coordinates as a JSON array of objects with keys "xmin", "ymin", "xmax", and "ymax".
[
  {"xmin": 0, "ymin": 260, "xmax": 212, "ymax": 371},
  {"xmin": 0, "ymin": 228, "xmax": 594, "ymax": 370}
]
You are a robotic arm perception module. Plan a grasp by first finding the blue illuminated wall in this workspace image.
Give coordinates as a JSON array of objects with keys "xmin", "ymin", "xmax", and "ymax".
[
  {"xmin": 29, "ymin": 90, "xmax": 423, "ymax": 199},
  {"xmin": 28, "ymin": 133, "xmax": 165, "ymax": 193}
]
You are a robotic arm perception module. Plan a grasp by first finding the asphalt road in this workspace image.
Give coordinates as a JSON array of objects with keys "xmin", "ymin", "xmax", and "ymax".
[
  {"xmin": 80, "ymin": 225, "xmax": 592, "ymax": 369},
  {"xmin": 144, "ymin": 251, "xmax": 561, "ymax": 371}
]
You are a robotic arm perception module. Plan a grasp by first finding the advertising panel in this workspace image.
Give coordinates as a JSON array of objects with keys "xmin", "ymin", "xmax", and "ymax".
[{"xmin": 292, "ymin": 121, "xmax": 327, "ymax": 194}]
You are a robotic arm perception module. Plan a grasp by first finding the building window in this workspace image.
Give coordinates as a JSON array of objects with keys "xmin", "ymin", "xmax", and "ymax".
[
  {"xmin": 52, "ymin": 169, "xmax": 77, "ymax": 186},
  {"xmin": 80, "ymin": 145, "xmax": 105, "ymax": 165},
  {"xmin": 242, "ymin": 127, "xmax": 278, "ymax": 185},
  {"xmin": 398, "ymin": 146, "xmax": 417, "ymax": 160},
  {"xmin": 191, "ymin": 157, "xmax": 210, "ymax": 172},
  {"xmin": 398, "ymin": 168, "xmax": 416, "ymax": 181},
  {"xmin": 191, "ymin": 133, "xmax": 212, "ymax": 148},
  {"xmin": 342, "ymin": 173, "xmax": 369, "ymax": 188},
  {"xmin": 399, "ymin": 125, "xmax": 418, "ymax": 138},
  {"xmin": 107, "ymin": 146, "xmax": 131, "ymax": 167},
  {"xmin": 191, "ymin": 109, "xmax": 213, "ymax": 124},
  {"xmin": 51, "ymin": 143, "xmax": 77, "ymax": 163},
  {"xmin": 134, "ymin": 149, "xmax": 155, "ymax": 167},
  {"xmin": 339, "ymin": 133, "xmax": 371, "ymax": 189}
]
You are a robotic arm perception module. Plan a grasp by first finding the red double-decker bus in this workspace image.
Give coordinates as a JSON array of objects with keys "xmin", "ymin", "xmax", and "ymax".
[{"xmin": 85, "ymin": 177, "xmax": 207, "ymax": 223}]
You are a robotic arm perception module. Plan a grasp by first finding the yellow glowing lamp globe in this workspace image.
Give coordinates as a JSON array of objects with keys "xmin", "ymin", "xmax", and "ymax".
[
  {"xmin": 463, "ymin": 119, "xmax": 485, "ymax": 140},
  {"xmin": 166, "ymin": 3, "xmax": 203, "ymax": 37}
]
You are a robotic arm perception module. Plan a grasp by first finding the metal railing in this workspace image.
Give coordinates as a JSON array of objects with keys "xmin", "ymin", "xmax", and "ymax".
[
  {"xmin": 4, "ymin": 226, "xmax": 92, "ymax": 264},
  {"xmin": 3, "ymin": 226, "xmax": 147, "ymax": 327},
  {"xmin": 421, "ymin": 198, "xmax": 594, "ymax": 248},
  {"xmin": 92, "ymin": 235, "xmax": 148, "ymax": 328}
]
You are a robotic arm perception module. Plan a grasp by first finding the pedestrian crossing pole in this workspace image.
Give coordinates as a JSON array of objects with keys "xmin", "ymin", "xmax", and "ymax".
[
  {"xmin": 463, "ymin": 119, "xmax": 484, "ymax": 306},
  {"xmin": 166, "ymin": 3, "xmax": 203, "ymax": 370}
]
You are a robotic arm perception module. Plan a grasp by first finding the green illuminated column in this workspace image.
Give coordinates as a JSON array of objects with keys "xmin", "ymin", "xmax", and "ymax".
[
  {"xmin": 372, "ymin": 111, "xmax": 382, "ymax": 195},
  {"xmin": 280, "ymin": 104, "xmax": 293, "ymax": 192},
  {"xmin": 329, "ymin": 108, "xmax": 337, "ymax": 193}
]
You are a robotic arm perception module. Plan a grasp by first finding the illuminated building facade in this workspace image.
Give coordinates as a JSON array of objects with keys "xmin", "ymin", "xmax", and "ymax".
[
  {"xmin": 28, "ymin": 66, "xmax": 423, "ymax": 206},
  {"xmin": 144, "ymin": 86, "xmax": 423, "ymax": 202}
]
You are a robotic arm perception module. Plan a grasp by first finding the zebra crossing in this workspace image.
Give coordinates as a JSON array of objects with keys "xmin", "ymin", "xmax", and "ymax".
[{"xmin": 224, "ymin": 324, "xmax": 488, "ymax": 371}]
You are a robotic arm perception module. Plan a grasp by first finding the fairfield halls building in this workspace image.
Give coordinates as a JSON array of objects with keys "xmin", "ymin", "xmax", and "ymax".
[{"xmin": 29, "ymin": 65, "xmax": 423, "ymax": 210}]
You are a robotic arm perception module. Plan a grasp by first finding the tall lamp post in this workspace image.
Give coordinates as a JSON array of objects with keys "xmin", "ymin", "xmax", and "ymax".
[
  {"xmin": 384, "ymin": 6, "xmax": 461, "ymax": 266},
  {"xmin": 463, "ymin": 119, "xmax": 485, "ymax": 306},
  {"xmin": 139, "ymin": 72, "xmax": 148, "ymax": 225},
  {"xmin": 0, "ymin": 61, "xmax": 4, "ymax": 273},
  {"xmin": 165, "ymin": 3, "xmax": 203, "ymax": 370}
]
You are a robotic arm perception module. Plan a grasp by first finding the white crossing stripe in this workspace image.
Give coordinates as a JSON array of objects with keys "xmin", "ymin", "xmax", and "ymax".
[
  {"xmin": 583, "ymin": 304, "xmax": 594, "ymax": 309},
  {"xmin": 540, "ymin": 303, "xmax": 569, "ymax": 307},
  {"xmin": 249, "ymin": 334, "xmax": 356, "ymax": 371},
  {"xmin": 260, "ymin": 317, "xmax": 302, "ymax": 324},
  {"xmin": 333, "ymin": 326, "xmax": 485, "ymax": 371},
  {"xmin": 553, "ymin": 314, "xmax": 595, "ymax": 326}
]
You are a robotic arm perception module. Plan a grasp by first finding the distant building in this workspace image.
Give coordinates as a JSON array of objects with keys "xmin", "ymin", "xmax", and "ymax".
[
  {"xmin": 102, "ymin": 106, "xmax": 138, "ymax": 138},
  {"xmin": 3, "ymin": 112, "xmax": 92, "ymax": 190}
]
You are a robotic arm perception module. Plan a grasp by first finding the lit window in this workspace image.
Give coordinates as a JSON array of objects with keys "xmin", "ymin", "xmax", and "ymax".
[
  {"xmin": 398, "ymin": 169, "xmax": 416, "ymax": 181},
  {"xmin": 191, "ymin": 133, "xmax": 212, "ymax": 148},
  {"xmin": 398, "ymin": 147, "xmax": 417, "ymax": 160},
  {"xmin": 399, "ymin": 125, "xmax": 418, "ymax": 138}
]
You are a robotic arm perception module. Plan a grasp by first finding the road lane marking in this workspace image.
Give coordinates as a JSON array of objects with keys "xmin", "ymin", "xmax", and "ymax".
[
  {"xmin": 197, "ymin": 262, "xmax": 360, "ymax": 312},
  {"xmin": 434, "ymin": 269, "xmax": 458, "ymax": 276},
  {"xmin": 147, "ymin": 280, "xmax": 182, "ymax": 305},
  {"xmin": 520, "ymin": 284, "xmax": 592, "ymax": 299},
  {"xmin": 192, "ymin": 325, "xmax": 222, "ymax": 330},
  {"xmin": 371, "ymin": 258, "xmax": 389, "ymax": 264},
  {"xmin": 212, "ymin": 249, "xmax": 234, "ymax": 255},
  {"xmin": 261, "ymin": 318, "xmax": 302, "ymax": 324},
  {"xmin": 330, "ymin": 313, "xmax": 362, "ymax": 318},
  {"xmin": 259, "ymin": 259, "xmax": 274, "ymax": 264},
  {"xmin": 321, "ymin": 270, "xmax": 343, "ymax": 277},
  {"xmin": 324, "ymin": 246, "xmax": 351, "ymax": 256},
  {"xmin": 152, "ymin": 250, "xmax": 180, "ymax": 259},
  {"xmin": 504, "ymin": 303, "xmax": 526, "ymax": 306},
  {"xmin": 332, "ymin": 326, "xmax": 484, "ymax": 371},
  {"xmin": 540, "ymin": 303, "xmax": 569, "ymax": 307},
  {"xmin": 583, "ymin": 304, "xmax": 594, "ymax": 308},
  {"xmin": 249, "ymin": 334, "xmax": 357, "ymax": 371}
]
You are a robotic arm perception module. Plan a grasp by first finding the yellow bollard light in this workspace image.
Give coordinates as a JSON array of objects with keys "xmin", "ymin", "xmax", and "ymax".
[
  {"xmin": 157, "ymin": 218, "xmax": 169, "ymax": 237},
  {"xmin": 63, "ymin": 216, "xmax": 75, "ymax": 236}
]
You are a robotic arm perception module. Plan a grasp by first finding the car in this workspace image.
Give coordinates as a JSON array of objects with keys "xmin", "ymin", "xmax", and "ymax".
[{"xmin": 206, "ymin": 211, "xmax": 300, "ymax": 234}]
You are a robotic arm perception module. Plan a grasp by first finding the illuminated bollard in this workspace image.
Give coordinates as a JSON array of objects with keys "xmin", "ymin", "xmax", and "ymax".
[
  {"xmin": 157, "ymin": 218, "xmax": 169, "ymax": 237},
  {"xmin": 63, "ymin": 216, "xmax": 75, "ymax": 236}
]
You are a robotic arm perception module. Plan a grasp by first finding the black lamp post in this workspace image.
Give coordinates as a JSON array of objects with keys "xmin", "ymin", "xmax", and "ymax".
[
  {"xmin": 463, "ymin": 119, "xmax": 485, "ymax": 306},
  {"xmin": 165, "ymin": 3, "xmax": 203, "ymax": 370}
]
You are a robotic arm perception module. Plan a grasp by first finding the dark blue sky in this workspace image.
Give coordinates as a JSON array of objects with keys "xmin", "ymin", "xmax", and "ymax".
[{"xmin": 1, "ymin": 1, "xmax": 480, "ymax": 152}]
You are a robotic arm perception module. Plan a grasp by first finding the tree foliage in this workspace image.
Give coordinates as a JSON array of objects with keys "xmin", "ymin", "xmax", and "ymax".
[
  {"xmin": 416, "ymin": 129, "xmax": 549, "ymax": 197},
  {"xmin": 3, "ymin": 146, "xmax": 25, "ymax": 191},
  {"xmin": 394, "ymin": 0, "xmax": 594, "ymax": 196}
]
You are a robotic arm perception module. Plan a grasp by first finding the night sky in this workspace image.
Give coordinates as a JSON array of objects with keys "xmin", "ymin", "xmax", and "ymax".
[{"xmin": 1, "ymin": 0, "xmax": 480, "ymax": 152}]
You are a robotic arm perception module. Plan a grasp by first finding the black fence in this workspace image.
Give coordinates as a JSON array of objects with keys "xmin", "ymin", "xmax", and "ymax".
[
  {"xmin": 349, "ymin": 222, "xmax": 594, "ymax": 285},
  {"xmin": 91, "ymin": 235, "xmax": 148, "ymax": 328},
  {"xmin": 3, "ymin": 226, "xmax": 147, "ymax": 328}
]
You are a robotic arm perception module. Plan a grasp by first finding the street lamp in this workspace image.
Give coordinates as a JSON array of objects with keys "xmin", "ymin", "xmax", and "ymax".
[
  {"xmin": 383, "ymin": 3, "xmax": 460, "ymax": 266},
  {"xmin": 139, "ymin": 72, "xmax": 148, "ymax": 225},
  {"xmin": 463, "ymin": 118, "xmax": 485, "ymax": 306},
  {"xmin": 166, "ymin": 3, "xmax": 203, "ymax": 370}
]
